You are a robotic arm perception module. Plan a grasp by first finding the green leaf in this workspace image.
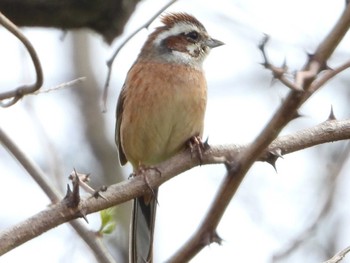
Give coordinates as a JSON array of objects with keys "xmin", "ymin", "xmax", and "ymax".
[
  {"xmin": 101, "ymin": 221, "xmax": 116, "ymax": 235},
  {"xmin": 99, "ymin": 208, "xmax": 117, "ymax": 235}
]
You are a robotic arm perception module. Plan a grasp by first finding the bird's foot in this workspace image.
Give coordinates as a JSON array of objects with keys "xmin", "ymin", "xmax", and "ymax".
[
  {"xmin": 130, "ymin": 165, "xmax": 161, "ymax": 202},
  {"xmin": 187, "ymin": 135, "xmax": 209, "ymax": 165}
]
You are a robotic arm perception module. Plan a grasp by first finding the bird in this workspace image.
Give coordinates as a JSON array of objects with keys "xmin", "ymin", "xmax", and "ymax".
[{"xmin": 115, "ymin": 12, "xmax": 223, "ymax": 263}]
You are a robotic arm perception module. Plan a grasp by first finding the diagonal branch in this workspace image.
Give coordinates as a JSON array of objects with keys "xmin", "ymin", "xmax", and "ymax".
[
  {"xmin": 1, "ymin": 118, "xmax": 350, "ymax": 255},
  {"xmin": 0, "ymin": 127, "xmax": 116, "ymax": 263},
  {"xmin": 168, "ymin": 4, "xmax": 350, "ymax": 262},
  {"xmin": 323, "ymin": 246, "xmax": 350, "ymax": 263}
]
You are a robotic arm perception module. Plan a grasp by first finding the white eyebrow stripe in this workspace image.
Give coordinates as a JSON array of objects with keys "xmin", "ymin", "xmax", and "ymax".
[{"xmin": 153, "ymin": 23, "xmax": 200, "ymax": 47}]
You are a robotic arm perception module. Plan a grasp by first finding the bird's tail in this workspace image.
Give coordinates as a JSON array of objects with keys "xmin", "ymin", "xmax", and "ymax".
[{"xmin": 130, "ymin": 190, "xmax": 158, "ymax": 263}]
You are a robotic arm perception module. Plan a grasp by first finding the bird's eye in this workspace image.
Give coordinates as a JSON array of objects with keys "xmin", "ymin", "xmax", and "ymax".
[{"xmin": 185, "ymin": 31, "xmax": 199, "ymax": 41}]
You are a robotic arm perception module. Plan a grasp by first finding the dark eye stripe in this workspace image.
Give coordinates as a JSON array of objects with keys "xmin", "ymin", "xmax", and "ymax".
[{"xmin": 184, "ymin": 31, "xmax": 199, "ymax": 42}]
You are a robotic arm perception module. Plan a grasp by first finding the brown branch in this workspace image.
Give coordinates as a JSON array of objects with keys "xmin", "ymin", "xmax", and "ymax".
[
  {"xmin": 310, "ymin": 60, "xmax": 350, "ymax": 92},
  {"xmin": 1, "ymin": 118, "xmax": 349, "ymax": 255},
  {"xmin": 168, "ymin": 4, "xmax": 350, "ymax": 262},
  {"xmin": 259, "ymin": 35, "xmax": 302, "ymax": 91},
  {"xmin": 0, "ymin": 12, "xmax": 43, "ymax": 107},
  {"xmin": 1, "ymin": 4, "xmax": 350, "ymax": 260},
  {"xmin": 0, "ymin": 127, "xmax": 116, "ymax": 263}
]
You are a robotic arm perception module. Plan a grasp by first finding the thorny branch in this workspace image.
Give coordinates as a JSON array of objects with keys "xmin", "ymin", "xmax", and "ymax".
[
  {"xmin": 0, "ymin": 12, "xmax": 43, "ymax": 107},
  {"xmin": 259, "ymin": 35, "xmax": 302, "ymax": 91},
  {"xmin": 1, "ymin": 2, "xmax": 350, "ymax": 263},
  {"xmin": 0, "ymin": 128, "xmax": 116, "ymax": 263},
  {"xmin": 1, "ymin": 118, "xmax": 350, "ymax": 255},
  {"xmin": 168, "ymin": 4, "xmax": 350, "ymax": 263}
]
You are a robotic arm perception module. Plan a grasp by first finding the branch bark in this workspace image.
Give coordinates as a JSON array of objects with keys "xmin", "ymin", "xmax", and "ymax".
[
  {"xmin": 1, "ymin": 118, "xmax": 349, "ymax": 255},
  {"xmin": 168, "ymin": 4, "xmax": 350, "ymax": 262},
  {"xmin": 1, "ymin": 2, "xmax": 350, "ymax": 261},
  {"xmin": 0, "ymin": 127, "xmax": 116, "ymax": 263}
]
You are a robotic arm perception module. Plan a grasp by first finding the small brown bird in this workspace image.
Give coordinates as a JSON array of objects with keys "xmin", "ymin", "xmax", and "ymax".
[{"xmin": 115, "ymin": 12, "xmax": 223, "ymax": 263}]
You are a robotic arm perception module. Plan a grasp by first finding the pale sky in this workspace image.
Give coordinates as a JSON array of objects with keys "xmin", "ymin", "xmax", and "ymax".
[{"xmin": 1, "ymin": 0, "xmax": 349, "ymax": 262}]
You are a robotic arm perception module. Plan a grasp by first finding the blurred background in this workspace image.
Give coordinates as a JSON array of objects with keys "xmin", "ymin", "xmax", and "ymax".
[{"xmin": 0, "ymin": 0, "xmax": 350, "ymax": 262}]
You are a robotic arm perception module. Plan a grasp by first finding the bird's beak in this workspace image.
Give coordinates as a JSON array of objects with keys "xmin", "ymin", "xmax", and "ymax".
[{"xmin": 205, "ymin": 38, "xmax": 224, "ymax": 48}]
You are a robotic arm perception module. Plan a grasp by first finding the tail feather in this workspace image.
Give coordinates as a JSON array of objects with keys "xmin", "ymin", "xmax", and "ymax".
[{"xmin": 130, "ymin": 190, "xmax": 158, "ymax": 263}]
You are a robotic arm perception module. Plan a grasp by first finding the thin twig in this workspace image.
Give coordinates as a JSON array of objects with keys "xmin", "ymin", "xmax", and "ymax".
[
  {"xmin": 323, "ymin": 246, "xmax": 350, "ymax": 263},
  {"xmin": 33, "ymin": 77, "xmax": 86, "ymax": 95},
  {"xmin": 102, "ymin": 0, "xmax": 178, "ymax": 112},
  {"xmin": 259, "ymin": 35, "xmax": 302, "ymax": 91},
  {"xmin": 0, "ymin": 12, "xmax": 43, "ymax": 107}
]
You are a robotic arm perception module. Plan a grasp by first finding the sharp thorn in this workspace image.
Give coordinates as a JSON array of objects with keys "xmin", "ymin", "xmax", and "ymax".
[
  {"xmin": 212, "ymin": 231, "xmax": 223, "ymax": 245},
  {"xmin": 327, "ymin": 105, "xmax": 336, "ymax": 120},
  {"xmin": 266, "ymin": 148, "xmax": 284, "ymax": 172},
  {"xmin": 80, "ymin": 210, "xmax": 89, "ymax": 223},
  {"xmin": 203, "ymin": 136, "xmax": 210, "ymax": 150},
  {"xmin": 93, "ymin": 190, "xmax": 108, "ymax": 201},
  {"xmin": 291, "ymin": 110, "xmax": 303, "ymax": 120}
]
